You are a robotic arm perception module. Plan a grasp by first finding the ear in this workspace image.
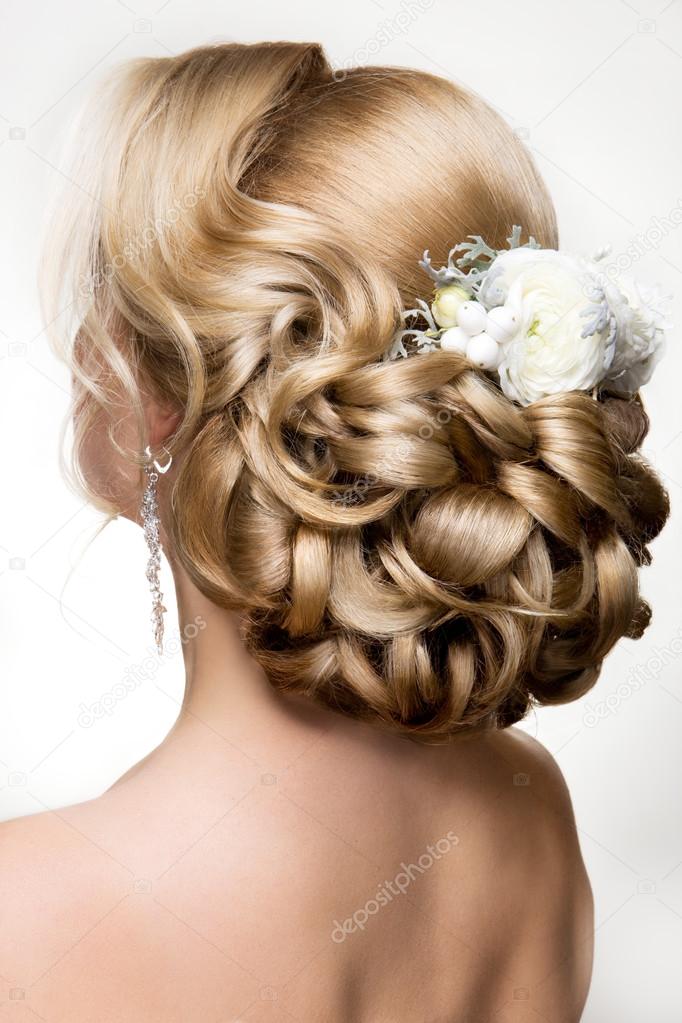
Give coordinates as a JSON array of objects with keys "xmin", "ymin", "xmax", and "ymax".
[{"xmin": 145, "ymin": 393, "xmax": 182, "ymax": 450}]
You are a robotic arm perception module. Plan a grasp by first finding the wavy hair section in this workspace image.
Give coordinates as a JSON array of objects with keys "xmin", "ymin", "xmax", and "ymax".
[{"xmin": 42, "ymin": 42, "xmax": 669, "ymax": 740}]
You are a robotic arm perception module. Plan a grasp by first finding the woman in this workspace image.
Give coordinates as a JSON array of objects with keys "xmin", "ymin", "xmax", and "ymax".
[{"xmin": 0, "ymin": 41, "xmax": 668, "ymax": 1021}]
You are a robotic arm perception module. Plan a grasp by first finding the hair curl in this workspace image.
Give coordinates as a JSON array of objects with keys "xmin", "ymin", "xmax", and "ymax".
[{"xmin": 43, "ymin": 41, "xmax": 669, "ymax": 741}]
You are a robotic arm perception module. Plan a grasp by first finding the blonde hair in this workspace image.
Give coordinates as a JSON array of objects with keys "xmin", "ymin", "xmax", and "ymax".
[{"xmin": 43, "ymin": 41, "xmax": 669, "ymax": 740}]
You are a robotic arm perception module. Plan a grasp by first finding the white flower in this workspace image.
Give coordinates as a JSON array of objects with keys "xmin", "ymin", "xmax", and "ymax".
[
  {"xmin": 601, "ymin": 277, "xmax": 671, "ymax": 392},
  {"xmin": 385, "ymin": 228, "xmax": 670, "ymax": 401},
  {"xmin": 479, "ymin": 248, "xmax": 612, "ymax": 405},
  {"xmin": 431, "ymin": 284, "xmax": 469, "ymax": 328}
]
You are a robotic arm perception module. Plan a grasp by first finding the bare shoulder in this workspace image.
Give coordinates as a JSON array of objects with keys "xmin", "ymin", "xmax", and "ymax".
[
  {"xmin": 483, "ymin": 725, "xmax": 583, "ymax": 821},
  {"xmin": 469, "ymin": 725, "xmax": 593, "ymax": 905},
  {"xmin": 0, "ymin": 807, "xmax": 131, "ymax": 997},
  {"xmin": 0, "ymin": 803, "xmax": 262, "ymax": 1019},
  {"xmin": 466, "ymin": 726, "xmax": 595, "ymax": 1021}
]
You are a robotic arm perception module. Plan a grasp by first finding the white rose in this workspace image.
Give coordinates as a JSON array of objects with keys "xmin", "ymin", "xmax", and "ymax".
[
  {"xmin": 480, "ymin": 248, "xmax": 612, "ymax": 405},
  {"xmin": 601, "ymin": 277, "xmax": 670, "ymax": 392}
]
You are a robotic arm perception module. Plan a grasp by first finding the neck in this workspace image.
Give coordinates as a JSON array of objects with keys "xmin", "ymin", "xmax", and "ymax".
[{"xmin": 168, "ymin": 555, "xmax": 281, "ymax": 733}]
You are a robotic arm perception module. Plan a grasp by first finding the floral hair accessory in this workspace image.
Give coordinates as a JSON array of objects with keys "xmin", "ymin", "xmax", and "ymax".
[{"xmin": 383, "ymin": 226, "xmax": 672, "ymax": 406}]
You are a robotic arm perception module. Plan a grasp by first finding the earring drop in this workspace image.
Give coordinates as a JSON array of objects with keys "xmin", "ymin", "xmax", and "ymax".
[{"xmin": 141, "ymin": 444, "xmax": 173, "ymax": 654}]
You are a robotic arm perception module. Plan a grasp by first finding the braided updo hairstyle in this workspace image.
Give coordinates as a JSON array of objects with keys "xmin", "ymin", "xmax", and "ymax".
[{"xmin": 45, "ymin": 41, "xmax": 669, "ymax": 741}]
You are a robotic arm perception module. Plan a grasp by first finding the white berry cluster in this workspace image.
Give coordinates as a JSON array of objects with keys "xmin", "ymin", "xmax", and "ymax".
[{"xmin": 431, "ymin": 285, "xmax": 519, "ymax": 370}]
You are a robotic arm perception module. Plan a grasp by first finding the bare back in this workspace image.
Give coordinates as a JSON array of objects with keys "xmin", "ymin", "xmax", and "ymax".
[{"xmin": 0, "ymin": 704, "xmax": 593, "ymax": 1022}]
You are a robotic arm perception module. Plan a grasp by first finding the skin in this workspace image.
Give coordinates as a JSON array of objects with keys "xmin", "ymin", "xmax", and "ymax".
[{"xmin": 0, "ymin": 380, "xmax": 594, "ymax": 1022}]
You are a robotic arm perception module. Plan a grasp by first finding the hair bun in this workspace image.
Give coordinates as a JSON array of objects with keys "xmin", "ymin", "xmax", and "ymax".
[{"xmin": 45, "ymin": 41, "xmax": 669, "ymax": 740}]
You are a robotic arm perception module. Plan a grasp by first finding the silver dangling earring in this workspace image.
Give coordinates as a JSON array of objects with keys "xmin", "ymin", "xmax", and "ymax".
[{"xmin": 142, "ymin": 444, "xmax": 173, "ymax": 654}]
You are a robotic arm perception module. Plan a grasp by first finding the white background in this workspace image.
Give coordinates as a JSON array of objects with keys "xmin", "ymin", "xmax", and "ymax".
[{"xmin": 1, "ymin": 1, "xmax": 681, "ymax": 1019}]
